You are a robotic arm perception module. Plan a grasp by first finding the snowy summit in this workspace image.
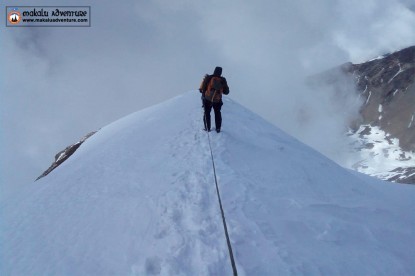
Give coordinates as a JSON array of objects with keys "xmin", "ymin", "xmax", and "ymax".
[{"xmin": 1, "ymin": 92, "xmax": 415, "ymax": 275}]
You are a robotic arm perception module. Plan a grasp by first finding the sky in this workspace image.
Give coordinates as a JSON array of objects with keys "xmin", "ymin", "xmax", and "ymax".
[{"xmin": 1, "ymin": 0, "xmax": 415, "ymax": 200}]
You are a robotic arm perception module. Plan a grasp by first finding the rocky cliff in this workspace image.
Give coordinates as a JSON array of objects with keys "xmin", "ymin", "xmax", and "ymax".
[{"xmin": 314, "ymin": 46, "xmax": 415, "ymax": 184}]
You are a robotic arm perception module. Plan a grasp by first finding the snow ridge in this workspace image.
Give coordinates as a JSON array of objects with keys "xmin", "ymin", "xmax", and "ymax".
[{"xmin": 1, "ymin": 92, "xmax": 415, "ymax": 275}]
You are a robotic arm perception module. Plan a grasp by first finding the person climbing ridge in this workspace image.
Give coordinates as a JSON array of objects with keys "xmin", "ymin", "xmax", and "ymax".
[{"xmin": 199, "ymin": 66, "xmax": 230, "ymax": 133}]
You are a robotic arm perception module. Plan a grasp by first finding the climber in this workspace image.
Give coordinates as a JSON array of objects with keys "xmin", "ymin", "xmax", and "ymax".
[{"xmin": 199, "ymin": 66, "xmax": 230, "ymax": 133}]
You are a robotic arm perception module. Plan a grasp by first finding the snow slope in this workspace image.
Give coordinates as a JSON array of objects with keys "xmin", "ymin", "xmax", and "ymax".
[
  {"xmin": 1, "ymin": 91, "xmax": 415, "ymax": 275},
  {"xmin": 347, "ymin": 124, "xmax": 415, "ymax": 182}
]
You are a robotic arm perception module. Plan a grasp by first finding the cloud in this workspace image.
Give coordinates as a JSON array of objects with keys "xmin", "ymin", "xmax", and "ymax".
[
  {"xmin": 331, "ymin": 0, "xmax": 415, "ymax": 62},
  {"xmin": 1, "ymin": 0, "xmax": 415, "ymax": 199}
]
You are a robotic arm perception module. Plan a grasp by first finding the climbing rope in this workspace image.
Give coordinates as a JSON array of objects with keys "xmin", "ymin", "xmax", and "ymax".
[{"xmin": 206, "ymin": 130, "xmax": 238, "ymax": 276}]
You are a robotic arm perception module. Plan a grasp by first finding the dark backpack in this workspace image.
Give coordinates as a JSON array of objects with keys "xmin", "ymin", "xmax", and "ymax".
[{"xmin": 205, "ymin": 76, "xmax": 224, "ymax": 102}]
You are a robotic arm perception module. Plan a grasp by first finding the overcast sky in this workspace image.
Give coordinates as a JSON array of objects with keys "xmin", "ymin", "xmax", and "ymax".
[{"xmin": 1, "ymin": 0, "xmax": 415, "ymax": 200}]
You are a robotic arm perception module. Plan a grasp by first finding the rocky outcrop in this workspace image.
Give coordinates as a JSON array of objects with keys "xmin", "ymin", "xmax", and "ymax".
[
  {"xmin": 36, "ymin": 131, "xmax": 96, "ymax": 181},
  {"xmin": 383, "ymin": 167, "xmax": 415, "ymax": 184},
  {"xmin": 345, "ymin": 46, "xmax": 414, "ymax": 184},
  {"xmin": 310, "ymin": 46, "xmax": 414, "ymax": 184},
  {"xmin": 345, "ymin": 46, "xmax": 415, "ymax": 152}
]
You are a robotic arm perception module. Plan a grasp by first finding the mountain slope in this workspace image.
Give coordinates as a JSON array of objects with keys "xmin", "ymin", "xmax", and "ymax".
[
  {"xmin": 310, "ymin": 46, "xmax": 415, "ymax": 183},
  {"xmin": 1, "ymin": 92, "xmax": 415, "ymax": 275},
  {"xmin": 348, "ymin": 45, "xmax": 415, "ymax": 149},
  {"xmin": 345, "ymin": 46, "xmax": 415, "ymax": 183}
]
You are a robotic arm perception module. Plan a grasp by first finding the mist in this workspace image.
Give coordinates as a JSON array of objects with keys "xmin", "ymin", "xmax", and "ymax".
[{"xmin": 1, "ymin": 0, "xmax": 415, "ymax": 200}]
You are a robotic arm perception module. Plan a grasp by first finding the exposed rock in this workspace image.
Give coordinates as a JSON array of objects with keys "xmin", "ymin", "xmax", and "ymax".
[
  {"xmin": 310, "ymin": 46, "xmax": 415, "ymax": 184},
  {"xmin": 376, "ymin": 167, "xmax": 415, "ymax": 185},
  {"xmin": 345, "ymin": 46, "xmax": 415, "ymax": 152},
  {"xmin": 346, "ymin": 46, "xmax": 414, "ymax": 184},
  {"xmin": 36, "ymin": 131, "xmax": 96, "ymax": 181}
]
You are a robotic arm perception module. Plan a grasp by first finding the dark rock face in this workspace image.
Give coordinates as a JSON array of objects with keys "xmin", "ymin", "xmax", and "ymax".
[
  {"xmin": 345, "ymin": 46, "xmax": 415, "ymax": 152},
  {"xmin": 346, "ymin": 46, "xmax": 415, "ymax": 184},
  {"xmin": 36, "ymin": 131, "xmax": 96, "ymax": 181},
  {"xmin": 311, "ymin": 46, "xmax": 414, "ymax": 184},
  {"xmin": 386, "ymin": 167, "xmax": 415, "ymax": 184}
]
